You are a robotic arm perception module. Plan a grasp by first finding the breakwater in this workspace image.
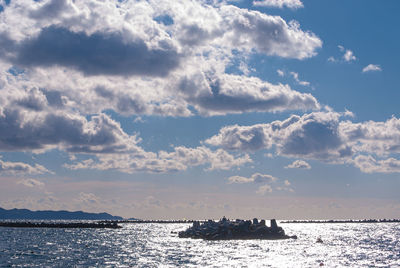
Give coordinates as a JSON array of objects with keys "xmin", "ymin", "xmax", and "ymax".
[
  {"xmin": 0, "ymin": 221, "xmax": 122, "ymax": 228},
  {"xmin": 281, "ymin": 219, "xmax": 400, "ymax": 224}
]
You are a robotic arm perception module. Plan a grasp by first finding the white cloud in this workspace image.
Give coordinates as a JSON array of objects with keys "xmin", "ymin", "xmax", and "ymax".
[
  {"xmin": 0, "ymin": 108, "xmax": 141, "ymax": 154},
  {"xmin": 0, "ymin": 0, "xmax": 325, "ymax": 175},
  {"xmin": 221, "ymin": 8, "xmax": 322, "ymax": 59},
  {"xmin": 277, "ymin": 69, "xmax": 310, "ymax": 86},
  {"xmin": 290, "ymin": 71, "xmax": 310, "ymax": 86},
  {"xmin": 227, "ymin": 172, "xmax": 278, "ymax": 184},
  {"xmin": 178, "ymin": 73, "xmax": 319, "ymax": 116},
  {"xmin": 227, "ymin": 175, "xmax": 254, "ymax": 184},
  {"xmin": 228, "ymin": 172, "xmax": 283, "ymax": 195},
  {"xmin": 0, "ymin": 159, "xmax": 49, "ymax": 175},
  {"xmin": 276, "ymin": 181, "xmax": 294, "ymax": 192},
  {"xmin": 65, "ymin": 146, "xmax": 251, "ymax": 174},
  {"xmin": 0, "ymin": 0, "xmax": 322, "ymax": 140},
  {"xmin": 330, "ymin": 45, "xmax": 356, "ymax": 63},
  {"xmin": 327, "ymin": 56, "xmax": 337, "ymax": 63},
  {"xmin": 256, "ymin": 184, "xmax": 273, "ymax": 194},
  {"xmin": 253, "ymin": 0, "xmax": 304, "ymax": 9},
  {"xmin": 362, "ymin": 64, "xmax": 382, "ymax": 73},
  {"xmin": 206, "ymin": 111, "xmax": 349, "ymax": 160},
  {"xmin": 17, "ymin": 178, "xmax": 45, "ymax": 188},
  {"xmin": 343, "ymin": 49, "xmax": 356, "ymax": 62},
  {"xmin": 353, "ymin": 155, "xmax": 400, "ymax": 174},
  {"xmin": 206, "ymin": 111, "xmax": 400, "ymax": 173},
  {"xmin": 285, "ymin": 160, "xmax": 311, "ymax": 169}
]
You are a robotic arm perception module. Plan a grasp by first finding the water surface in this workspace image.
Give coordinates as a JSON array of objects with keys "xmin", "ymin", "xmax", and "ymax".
[{"xmin": 1, "ymin": 222, "xmax": 399, "ymax": 267}]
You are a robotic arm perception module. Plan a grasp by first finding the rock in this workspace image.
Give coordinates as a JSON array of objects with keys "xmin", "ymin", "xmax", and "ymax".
[
  {"xmin": 178, "ymin": 217, "xmax": 296, "ymax": 240},
  {"xmin": 270, "ymin": 219, "xmax": 278, "ymax": 230}
]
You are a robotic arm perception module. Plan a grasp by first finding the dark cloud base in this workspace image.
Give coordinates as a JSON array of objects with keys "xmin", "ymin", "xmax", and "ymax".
[{"xmin": 14, "ymin": 26, "xmax": 180, "ymax": 77}]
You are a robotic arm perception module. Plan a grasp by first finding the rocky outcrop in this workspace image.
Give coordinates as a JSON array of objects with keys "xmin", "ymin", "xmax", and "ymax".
[{"xmin": 178, "ymin": 217, "xmax": 297, "ymax": 240}]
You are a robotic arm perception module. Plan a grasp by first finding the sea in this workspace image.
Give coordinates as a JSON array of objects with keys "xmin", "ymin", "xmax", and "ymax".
[{"xmin": 0, "ymin": 222, "xmax": 399, "ymax": 267}]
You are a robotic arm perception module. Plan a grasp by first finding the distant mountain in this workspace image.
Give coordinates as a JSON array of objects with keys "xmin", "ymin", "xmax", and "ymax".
[{"xmin": 0, "ymin": 207, "xmax": 124, "ymax": 220}]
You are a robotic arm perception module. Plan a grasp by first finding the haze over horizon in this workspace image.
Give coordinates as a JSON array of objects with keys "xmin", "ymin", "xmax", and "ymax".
[{"xmin": 0, "ymin": 0, "xmax": 399, "ymax": 220}]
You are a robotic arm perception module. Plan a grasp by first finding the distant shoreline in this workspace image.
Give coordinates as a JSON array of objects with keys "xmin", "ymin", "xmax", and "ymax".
[
  {"xmin": 115, "ymin": 220, "xmax": 200, "ymax": 224},
  {"xmin": 111, "ymin": 219, "xmax": 400, "ymax": 224},
  {"xmin": 1, "ymin": 219, "xmax": 399, "ymax": 226}
]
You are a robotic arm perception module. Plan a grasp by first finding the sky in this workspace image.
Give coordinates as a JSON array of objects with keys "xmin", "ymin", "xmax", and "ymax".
[{"xmin": 0, "ymin": 0, "xmax": 399, "ymax": 220}]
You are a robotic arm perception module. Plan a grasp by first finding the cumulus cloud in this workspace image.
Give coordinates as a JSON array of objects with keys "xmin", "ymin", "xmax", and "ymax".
[
  {"xmin": 0, "ymin": 0, "xmax": 325, "ymax": 175},
  {"xmin": 222, "ymin": 7, "xmax": 321, "ymax": 59},
  {"xmin": 0, "ymin": 0, "xmax": 323, "ymax": 121},
  {"xmin": 0, "ymin": 72, "xmax": 253, "ymax": 174},
  {"xmin": 17, "ymin": 178, "xmax": 45, "ymax": 188},
  {"xmin": 253, "ymin": 0, "xmax": 304, "ymax": 9},
  {"xmin": 285, "ymin": 160, "xmax": 311, "ymax": 169},
  {"xmin": 276, "ymin": 179, "xmax": 294, "ymax": 192},
  {"xmin": 362, "ymin": 64, "xmax": 382, "ymax": 73},
  {"xmin": 227, "ymin": 172, "xmax": 286, "ymax": 195},
  {"xmin": 256, "ymin": 184, "xmax": 273, "ymax": 194},
  {"xmin": 343, "ymin": 50, "xmax": 356, "ymax": 62},
  {"xmin": 206, "ymin": 111, "xmax": 400, "ymax": 173},
  {"xmin": 178, "ymin": 73, "xmax": 319, "ymax": 115},
  {"xmin": 13, "ymin": 26, "xmax": 180, "ymax": 77},
  {"xmin": 338, "ymin": 116, "xmax": 400, "ymax": 156},
  {"xmin": 0, "ymin": 108, "xmax": 140, "ymax": 153},
  {"xmin": 227, "ymin": 172, "xmax": 278, "ymax": 184},
  {"xmin": 206, "ymin": 111, "xmax": 349, "ymax": 159},
  {"xmin": 338, "ymin": 45, "xmax": 356, "ymax": 62},
  {"xmin": 353, "ymin": 155, "xmax": 400, "ymax": 174},
  {"xmin": 65, "ymin": 146, "xmax": 251, "ymax": 174},
  {"xmin": 290, "ymin": 71, "xmax": 310, "ymax": 86},
  {"xmin": 329, "ymin": 45, "xmax": 356, "ymax": 63},
  {"xmin": 0, "ymin": 159, "xmax": 49, "ymax": 175},
  {"xmin": 275, "ymin": 70, "xmax": 310, "ymax": 86}
]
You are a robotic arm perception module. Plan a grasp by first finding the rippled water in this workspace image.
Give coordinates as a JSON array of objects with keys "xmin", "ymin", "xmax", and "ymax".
[{"xmin": 0, "ymin": 222, "xmax": 399, "ymax": 267}]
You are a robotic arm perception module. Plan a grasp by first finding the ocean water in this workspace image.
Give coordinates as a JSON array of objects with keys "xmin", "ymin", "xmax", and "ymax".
[{"xmin": 0, "ymin": 222, "xmax": 399, "ymax": 267}]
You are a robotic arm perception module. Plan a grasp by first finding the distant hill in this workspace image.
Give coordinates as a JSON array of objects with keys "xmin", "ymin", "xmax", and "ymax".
[{"xmin": 0, "ymin": 207, "xmax": 124, "ymax": 220}]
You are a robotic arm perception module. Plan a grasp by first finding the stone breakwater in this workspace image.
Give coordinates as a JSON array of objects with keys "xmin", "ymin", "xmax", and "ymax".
[
  {"xmin": 0, "ymin": 221, "xmax": 122, "ymax": 229},
  {"xmin": 178, "ymin": 217, "xmax": 297, "ymax": 240}
]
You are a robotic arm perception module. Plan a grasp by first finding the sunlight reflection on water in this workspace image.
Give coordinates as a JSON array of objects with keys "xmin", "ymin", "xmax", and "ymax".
[{"xmin": 0, "ymin": 222, "xmax": 399, "ymax": 267}]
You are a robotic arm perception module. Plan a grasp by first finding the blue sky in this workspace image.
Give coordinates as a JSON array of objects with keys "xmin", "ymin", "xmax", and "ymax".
[{"xmin": 0, "ymin": 0, "xmax": 399, "ymax": 219}]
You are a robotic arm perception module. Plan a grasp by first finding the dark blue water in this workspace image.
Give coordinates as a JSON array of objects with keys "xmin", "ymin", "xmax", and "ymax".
[{"xmin": 1, "ymin": 223, "xmax": 399, "ymax": 267}]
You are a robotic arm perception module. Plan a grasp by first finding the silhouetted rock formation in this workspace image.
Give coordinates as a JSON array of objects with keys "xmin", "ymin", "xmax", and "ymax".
[{"xmin": 178, "ymin": 217, "xmax": 297, "ymax": 240}]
